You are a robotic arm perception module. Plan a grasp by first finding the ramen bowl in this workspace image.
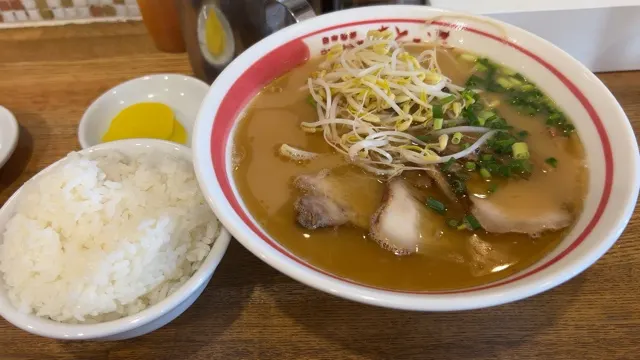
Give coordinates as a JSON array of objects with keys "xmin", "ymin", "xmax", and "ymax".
[{"xmin": 192, "ymin": 5, "xmax": 639, "ymax": 311}]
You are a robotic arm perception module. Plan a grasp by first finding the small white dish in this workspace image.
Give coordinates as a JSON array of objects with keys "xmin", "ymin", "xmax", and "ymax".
[
  {"xmin": 0, "ymin": 105, "xmax": 19, "ymax": 169},
  {"xmin": 0, "ymin": 139, "xmax": 231, "ymax": 340},
  {"xmin": 78, "ymin": 74, "xmax": 209, "ymax": 149}
]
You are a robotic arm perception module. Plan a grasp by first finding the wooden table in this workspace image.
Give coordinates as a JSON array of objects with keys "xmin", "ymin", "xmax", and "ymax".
[{"xmin": 0, "ymin": 22, "xmax": 638, "ymax": 360}]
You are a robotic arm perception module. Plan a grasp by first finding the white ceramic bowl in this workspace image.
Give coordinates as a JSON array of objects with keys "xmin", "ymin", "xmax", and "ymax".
[
  {"xmin": 0, "ymin": 139, "xmax": 231, "ymax": 340},
  {"xmin": 192, "ymin": 5, "xmax": 640, "ymax": 311},
  {"xmin": 0, "ymin": 105, "xmax": 19, "ymax": 169},
  {"xmin": 78, "ymin": 74, "xmax": 209, "ymax": 149}
]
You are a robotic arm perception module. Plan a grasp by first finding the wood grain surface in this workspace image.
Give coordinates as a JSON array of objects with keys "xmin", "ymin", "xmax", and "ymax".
[{"xmin": 0, "ymin": 22, "xmax": 639, "ymax": 360}]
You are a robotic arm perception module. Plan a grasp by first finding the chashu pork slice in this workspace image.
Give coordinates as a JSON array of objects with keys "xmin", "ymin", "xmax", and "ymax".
[
  {"xmin": 294, "ymin": 195, "xmax": 349, "ymax": 229},
  {"xmin": 293, "ymin": 168, "xmax": 383, "ymax": 229},
  {"xmin": 470, "ymin": 180, "xmax": 573, "ymax": 235},
  {"xmin": 370, "ymin": 179, "xmax": 442, "ymax": 255}
]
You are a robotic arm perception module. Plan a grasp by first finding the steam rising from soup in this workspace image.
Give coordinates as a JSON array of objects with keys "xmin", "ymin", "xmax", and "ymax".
[{"xmin": 232, "ymin": 30, "xmax": 587, "ymax": 291}]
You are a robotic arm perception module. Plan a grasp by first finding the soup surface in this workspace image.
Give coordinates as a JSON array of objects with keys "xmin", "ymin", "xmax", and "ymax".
[{"xmin": 233, "ymin": 34, "xmax": 587, "ymax": 291}]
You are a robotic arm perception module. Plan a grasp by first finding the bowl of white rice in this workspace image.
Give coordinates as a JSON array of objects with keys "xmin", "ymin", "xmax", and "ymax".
[{"xmin": 0, "ymin": 139, "xmax": 231, "ymax": 340}]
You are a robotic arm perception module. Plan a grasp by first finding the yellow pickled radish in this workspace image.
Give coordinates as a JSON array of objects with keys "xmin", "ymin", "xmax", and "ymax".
[
  {"xmin": 168, "ymin": 118, "xmax": 187, "ymax": 144},
  {"xmin": 102, "ymin": 103, "xmax": 175, "ymax": 142}
]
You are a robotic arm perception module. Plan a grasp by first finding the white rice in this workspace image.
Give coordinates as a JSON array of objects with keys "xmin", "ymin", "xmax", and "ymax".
[{"xmin": 0, "ymin": 151, "xmax": 219, "ymax": 323}]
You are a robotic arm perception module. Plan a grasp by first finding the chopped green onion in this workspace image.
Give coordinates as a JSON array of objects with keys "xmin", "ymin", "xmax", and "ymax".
[
  {"xmin": 518, "ymin": 130, "xmax": 529, "ymax": 139},
  {"xmin": 465, "ymin": 162, "xmax": 477, "ymax": 170},
  {"xmin": 477, "ymin": 111, "xmax": 495, "ymax": 126},
  {"xmin": 459, "ymin": 53, "xmax": 477, "ymax": 62},
  {"xmin": 545, "ymin": 157, "xmax": 558, "ymax": 168},
  {"xmin": 477, "ymin": 58, "xmax": 493, "ymax": 69},
  {"xmin": 426, "ymin": 197, "xmax": 446, "ymax": 215},
  {"xmin": 441, "ymin": 157, "xmax": 456, "ymax": 171},
  {"xmin": 480, "ymin": 168, "xmax": 492, "ymax": 179},
  {"xmin": 416, "ymin": 135, "xmax": 433, "ymax": 143},
  {"xmin": 433, "ymin": 118, "xmax": 444, "ymax": 130},
  {"xmin": 465, "ymin": 74, "xmax": 484, "ymax": 88},
  {"xmin": 306, "ymin": 95, "xmax": 316, "ymax": 106},
  {"xmin": 465, "ymin": 109, "xmax": 479, "ymax": 124},
  {"xmin": 549, "ymin": 112, "xmax": 563, "ymax": 120},
  {"xmin": 432, "ymin": 105, "xmax": 444, "ymax": 118},
  {"xmin": 447, "ymin": 219, "xmax": 459, "ymax": 228},
  {"xmin": 500, "ymin": 67, "xmax": 517, "ymax": 76},
  {"xmin": 481, "ymin": 154, "xmax": 493, "ymax": 161},
  {"xmin": 509, "ymin": 159, "xmax": 533, "ymax": 174},
  {"xmin": 461, "ymin": 89, "xmax": 477, "ymax": 104},
  {"xmin": 474, "ymin": 63, "xmax": 489, "ymax": 72},
  {"xmin": 512, "ymin": 142, "xmax": 530, "ymax": 159},
  {"xmin": 513, "ymin": 73, "xmax": 527, "ymax": 82},
  {"xmin": 451, "ymin": 132, "xmax": 463, "ymax": 145},
  {"xmin": 440, "ymin": 95, "xmax": 456, "ymax": 104},
  {"xmin": 496, "ymin": 77, "xmax": 513, "ymax": 89},
  {"xmin": 523, "ymin": 105, "xmax": 539, "ymax": 116},
  {"xmin": 520, "ymin": 84, "xmax": 535, "ymax": 92},
  {"xmin": 451, "ymin": 178, "xmax": 466, "ymax": 194},
  {"xmin": 509, "ymin": 77, "xmax": 523, "ymax": 87},
  {"xmin": 488, "ymin": 183, "xmax": 498, "ymax": 194},
  {"xmin": 461, "ymin": 143, "xmax": 471, "ymax": 150},
  {"xmin": 562, "ymin": 124, "xmax": 575, "ymax": 135},
  {"xmin": 464, "ymin": 214, "xmax": 482, "ymax": 230},
  {"xmin": 486, "ymin": 116, "xmax": 511, "ymax": 130}
]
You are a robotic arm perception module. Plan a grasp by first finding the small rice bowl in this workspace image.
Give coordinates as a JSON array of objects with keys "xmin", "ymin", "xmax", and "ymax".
[{"xmin": 0, "ymin": 151, "xmax": 219, "ymax": 323}]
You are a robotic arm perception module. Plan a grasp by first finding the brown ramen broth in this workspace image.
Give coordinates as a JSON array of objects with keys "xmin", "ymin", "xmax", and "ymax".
[{"xmin": 233, "ymin": 34, "xmax": 587, "ymax": 291}]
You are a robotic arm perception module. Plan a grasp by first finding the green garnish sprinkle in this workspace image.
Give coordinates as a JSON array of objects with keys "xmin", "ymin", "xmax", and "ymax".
[
  {"xmin": 451, "ymin": 132, "xmax": 463, "ymax": 145},
  {"xmin": 512, "ymin": 142, "xmax": 530, "ymax": 159},
  {"xmin": 464, "ymin": 215, "xmax": 482, "ymax": 230},
  {"xmin": 426, "ymin": 197, "xmax": 446, "ymax": 215},
  {"xmin": 433, "ymin": 118, "xmax": 444, "ymax": 130}
]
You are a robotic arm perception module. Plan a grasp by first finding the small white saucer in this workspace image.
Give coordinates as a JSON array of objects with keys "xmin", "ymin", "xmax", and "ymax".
[
  {"xmin": 77, "ymin": 74, "xmax": 209, "ymax": 149},
  {"xmin": 0, "ymin": 105, "xmax": 19, "ymax": 169}
]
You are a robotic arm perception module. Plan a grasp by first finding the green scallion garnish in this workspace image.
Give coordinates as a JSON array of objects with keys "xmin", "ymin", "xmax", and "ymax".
[
  {"xmin": 433, "ymin": 118, "xmax": 444, "ymax": 130},
  {"xmin": 465, "ymin": 162, "xmax": 476, "ymax": 170},
  {"xmin": 496, "ymin": 77, "xmax": 513, "ymax": 89},
  {"xmin": 512, "ymin": 142, "xmax": 530, "ymax": 159},
  {"xmin": 451, "ymin": 132, "xmax": 463, "ymax": 145},
  {"xmin": 432, "ymin": 105, "xmax": 444, "ymax": 119},
  {"xmin": 545, "ymin": 157, "xmax": 558, "ymax": 168},
  {"xmin": 440, "ymin": 95, "xmax": 456, "ymax": 104},
  {"xmin": 464, "ymin": 214, "xmax": 482, "ymax": 230},
  {"xmin": 477, "ymin": 111, "xmax": 495, "ymax": 126},
  {"xmin": 426, "ymin": 197, "xmax": 446, "ymax": 215},
  {"xmin": 441, "ymin": 157, "xmax": 456, "ymax": 171},
  {"xmin": 447, "ymin": 219, "xmax": 459, "ymax": 228},
  {"xmin": 520, "ymin": 84, "xmax": 536, "ymax": 92},
  {"xmin": 488, "ymin": 183, "xmax": 498, "ymax": 194},
  {"xmin": 480, "ymin": 168, "xmax": 492, "ymax": 179},
  {"xmin": 306, "ymin": 95, "xmax": 316, "ymax": 106}
]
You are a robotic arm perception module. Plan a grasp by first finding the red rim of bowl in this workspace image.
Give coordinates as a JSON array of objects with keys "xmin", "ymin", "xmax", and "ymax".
[{"xmin": 208, "ymin": 19, "xmax": 613, "ymax": 294}]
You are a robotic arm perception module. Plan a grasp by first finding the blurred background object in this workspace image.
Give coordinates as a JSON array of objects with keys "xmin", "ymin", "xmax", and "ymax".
[
  {"xmin": 177, "ymin": 0, "xmax": 316, "ymax": 83},
  {"xmin": 0, "ymin": 0, "xmax": 635, "ymax": 72},
  {"xmin": 137, "ymin": 0, "xmax": 185, "ymax": 53},
  {"xmin": 330, "ymin": 0, "xmax": 428, "ymax": 9},
  {"xmin": 0, "ymin": 0, "xmax": 140, "ymax": 27}
]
